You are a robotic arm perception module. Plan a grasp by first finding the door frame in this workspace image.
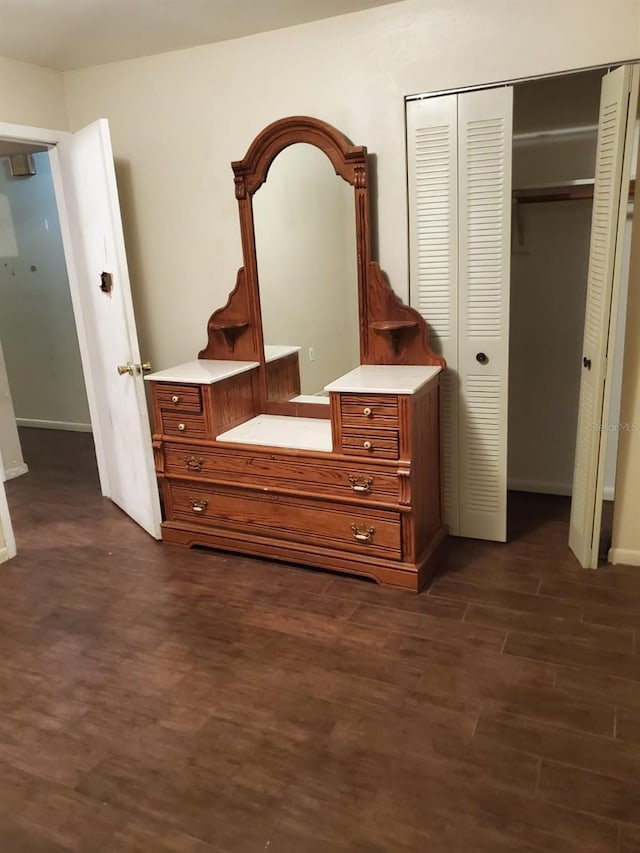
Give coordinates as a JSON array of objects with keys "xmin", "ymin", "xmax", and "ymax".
[{"xmin": 0, "ymin": 119, "xmax": 120, "ymax": 557}]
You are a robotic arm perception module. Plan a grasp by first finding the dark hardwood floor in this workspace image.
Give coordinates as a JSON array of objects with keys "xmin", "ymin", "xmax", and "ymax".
[{"xmin": 2, "ymin": 427, "xmax": 640, "ymax": 851}]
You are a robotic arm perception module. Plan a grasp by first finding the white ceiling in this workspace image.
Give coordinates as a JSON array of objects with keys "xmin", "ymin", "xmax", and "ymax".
[{"xmin": 0, "ymin": 0, "xmax": 403, "ymax": 72}]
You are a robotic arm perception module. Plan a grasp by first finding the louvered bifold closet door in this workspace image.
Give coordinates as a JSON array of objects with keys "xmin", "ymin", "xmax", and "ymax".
[
  {"xmin": 407, "ymin": 95, "xmax": 460, "ymax": 532},
  {"xmin": 407, "ymin": 95, "xmax": 459, "ymax": 535},
  {"xmin": 457, "ymin": 86, "xmax": 513, "ymax": 541},
  {"xmin": 569, "ymin": 65, "xmax": 639, "ymax": 569}
]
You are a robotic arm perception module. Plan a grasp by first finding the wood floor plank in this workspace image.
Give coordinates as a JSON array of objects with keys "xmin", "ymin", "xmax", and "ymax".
[
  {"xmin": 324, "ymin": 575, "xmax": 468, "ymax": 619},
  {"xmin": 620, "ymin": 823, "xmax": 640, "ymax": 853},
  {"xmin": 555, "ymin": 667, "xmax": 640, "ymax": 713},
  {"xmin": 429, "ymin": 578, "xmax": 582, "ymax": 618},
  {"xmin": 465, "ymin": 602, "xmax": 634, "ymax": 653},
  {"xmin": 539, "ymin": 577, "xmax": 640, "ymax": 611},
  {"xmin": 616, "ymin": 707, "xmax": 640, "ymax": 745},
  {"xmin": 350, "ymin": 601, "xmax": 506, "ymax": 650},
  {"xmin": 475, "ymin": 711, "xmax": 640, "ymax": 784},
  {"xmin": 504, "ymin": 631, "xmax": 640, "ymax": 682},
  {"xmin": 538, "ymin": 759, "xmax": 640, "ymax": 825}
]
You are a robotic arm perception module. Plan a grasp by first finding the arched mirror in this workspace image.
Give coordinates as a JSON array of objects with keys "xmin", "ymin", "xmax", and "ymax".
[
  {"xmin": 198, "ymin": 116, "xmax": 445, "ymax": 419},
  {"xmin": 252, "ymin": 142, "xmax": 359, "ymax": 401}
]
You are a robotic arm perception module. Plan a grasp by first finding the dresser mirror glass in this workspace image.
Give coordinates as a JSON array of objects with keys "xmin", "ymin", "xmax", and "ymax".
[{"xmin": 252, "ymin": 142, "xmax": 360, "ymax": 400}]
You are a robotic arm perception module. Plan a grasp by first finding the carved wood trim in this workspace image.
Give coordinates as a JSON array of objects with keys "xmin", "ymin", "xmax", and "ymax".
[
  {"xmin": 361, "ymin": 263, "xmax": 446, "ymax": 367},
  {"xmin": 198, "ymin": 267, "xmax": 262, "ymax": 361},
  {"xmin": 231, "ymin": 116, "xmax": 368, "ymax": 195}
]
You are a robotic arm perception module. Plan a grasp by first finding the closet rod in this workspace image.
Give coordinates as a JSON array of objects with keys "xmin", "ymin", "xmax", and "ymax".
[{"xmin": 513, "ymin": 125, "xmax": 598, "ymax": 143}]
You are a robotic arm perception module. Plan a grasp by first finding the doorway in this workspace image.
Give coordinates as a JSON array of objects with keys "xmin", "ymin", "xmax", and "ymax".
[
  {"xmin": 0, "ymin": 145, "xmax": 97, "ymax": 524},
  {"xmin": 0, "ymin": 118, "xmax": 162, "ymax": 559},
  {"xmin": 509, "ymin": 68, "xmax": 634, "ymax": 560}
]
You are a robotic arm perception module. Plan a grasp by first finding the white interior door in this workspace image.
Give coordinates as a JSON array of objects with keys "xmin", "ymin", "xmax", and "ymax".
[
  {"xmin": 51, "ymin": 120, "xmax": 161, "ymax": 539},
  {"xmin": 569, "ymin": 65, "xmax": 639, "ymax": 568}
]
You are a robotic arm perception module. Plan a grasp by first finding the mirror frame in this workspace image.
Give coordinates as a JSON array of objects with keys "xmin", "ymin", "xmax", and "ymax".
[{"xmin": 199, "ymin": 116, "xmax": 444, "ymax": 417}]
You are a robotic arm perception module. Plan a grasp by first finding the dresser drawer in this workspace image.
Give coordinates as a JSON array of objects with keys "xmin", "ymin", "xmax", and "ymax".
[
  {"xmin": 166, "ymin": 482, "xmax": 402, "ymax": 558},
  {"xmin": 342, "ymin": 429, "xmax": 399, "ymax": 460},
  {"xmin": 162, "ymin": 443, "xmax": 404, "ymax": 504},
  {"xmin": 340, "ymin": 395, "xmax": 398, "ymax": 429},
  {"xmin": 155, "ymin": 384, "xmax": 202, "ymax": 413},
  {"xmin": 160, "ymin": 413, "xmax": 207, "ymax": 439}
]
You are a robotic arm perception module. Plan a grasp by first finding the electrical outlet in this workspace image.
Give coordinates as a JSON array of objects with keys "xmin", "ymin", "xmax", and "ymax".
[{"xmin": 308, "ymin": 347, "xmax": 315, "ymax": 362}]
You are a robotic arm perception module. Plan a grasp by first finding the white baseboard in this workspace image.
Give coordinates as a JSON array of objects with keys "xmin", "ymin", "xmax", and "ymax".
[
  {"xmin": 508, "ymin": 478, "xmax": 615, "ymax": 501},
  {"xmin": 16, "ymin": 418, "xmax": 92, "ymax": 433},
  {"xmin": 1, "ymin": 462, "xmax": 28, "ymax": 482},
  {"xmin": 608, "ymin": 547, "xmax": 640, "ymax": 567}
]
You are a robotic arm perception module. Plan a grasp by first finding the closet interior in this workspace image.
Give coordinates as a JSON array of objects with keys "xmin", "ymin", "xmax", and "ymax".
[{"xmin": 508, "ymin": 69, "xmax": 631, "ymax": 554}]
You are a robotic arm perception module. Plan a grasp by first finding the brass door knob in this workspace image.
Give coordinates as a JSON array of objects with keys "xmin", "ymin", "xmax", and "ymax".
[{"xmin": 117, "ymin": 362, "xmax": 151, "ymax": 376}]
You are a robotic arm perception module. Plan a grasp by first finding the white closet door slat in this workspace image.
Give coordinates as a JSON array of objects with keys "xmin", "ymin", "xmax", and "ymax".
[
  {"xmin": 407, "ymin": 95, "xmax": 460, "ymax": 533},
  {"xmin": 569, "ymin": 65, "xmax": 639, "ymax": 568},
  {"xmin": 458, "ymin": 86, "xmax": 513, "ymax": 541}
]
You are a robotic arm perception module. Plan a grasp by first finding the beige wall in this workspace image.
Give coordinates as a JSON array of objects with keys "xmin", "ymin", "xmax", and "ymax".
[
  {"xmin": 62, "ymin": 0, "xmax": 640, "ymax": 372},
  {"xmin": 0, "ymin": 55, "xmax": 68, "ymax": 130}
]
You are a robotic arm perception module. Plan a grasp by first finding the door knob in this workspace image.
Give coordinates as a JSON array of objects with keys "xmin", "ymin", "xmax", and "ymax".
[
  {"xmin": 476, "ymin": 352, "xmax": 489, "ymax": 365},
  {"xmin": 117, "ymin": 362, "xmax": 151, "ymax": 376}
]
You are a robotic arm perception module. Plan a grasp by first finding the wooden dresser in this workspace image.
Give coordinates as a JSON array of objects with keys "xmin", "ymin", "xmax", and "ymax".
[
  {"xmin": 146, "ymin": 115, "xmax": 447, "ymax": 592},
  {"xmin": 148, "ymin": 362, "xmax": 443, "ymax": 591}
]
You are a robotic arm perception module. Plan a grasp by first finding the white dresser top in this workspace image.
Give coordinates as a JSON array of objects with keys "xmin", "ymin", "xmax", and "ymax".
[
  {"xmin": 290, "ymin": 394, "xmax": 330, "ymax": 405},
  {"xmin": 217, "ymin": 415, "xmax": 332, "ymax": 453},
  {"xmin": 264, "ymin": 345, "xmax": 301, "ymax": 363},
  {"xmin": 144, "ymin": 359, "xmax": 259, "ymax": 384},
  {"xmin": 325, "ymin": 364, "xmax": 442, "ymax": 395}
]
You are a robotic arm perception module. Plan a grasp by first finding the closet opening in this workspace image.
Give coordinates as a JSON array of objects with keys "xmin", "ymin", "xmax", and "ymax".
[
  {"xmin": 406, "ymin": 61, "xmax": 638, "ymax": 565},
  {"xmin": 508, "ymin": 68, "xmax": 632, "ymax": 559},
  {"xmin": 0, "ymin": 142, "xmax": 100, "ymax": 544}
]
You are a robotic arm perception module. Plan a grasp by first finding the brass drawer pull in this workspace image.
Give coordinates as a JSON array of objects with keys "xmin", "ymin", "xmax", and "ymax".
[
  {"xmin": 185, "ymin": 456, "xmax": 204, "ymax": 472},
  {"xmin": 188, "ymin": 498, "xmax": 208, "ymax": 513},
  {"xmin": 363, "ymin": 440, "xmax": 372, "ymax": 450},
  {"xmin": 363, "ymin": 407, "xmax": 372, "ymax": 417},
  {"xmin": 171, "ymin": 395, "xmax": 180, "ymax": 404},
  {"xmin": 349, "ymin": 475, "xmax": 373, "ymax": 494},
  {"xmin": 351, "ymin": 524, "xmax": 375, "ymax": 543},
  {"xmin": 177, "ymin": 423, "xmax": 186, "ymax": 431}
]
